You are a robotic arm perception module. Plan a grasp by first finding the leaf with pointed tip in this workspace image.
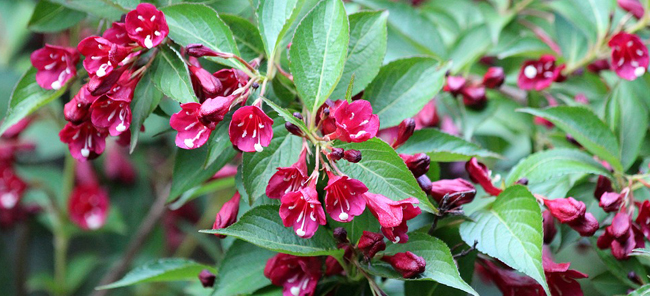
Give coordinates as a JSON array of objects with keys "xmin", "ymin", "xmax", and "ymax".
[
  {"xmin": 129, "ymin": 70, "xmax": 163, "ymax": 153},
  {"xmin": 28, "ymin": 0, "xmax": 86, "ymax": 33},
  {"xmin": 150, "ymin": 45, "xmax": 198, "ymax": 104},
  {"xmin": 221, "ymin": 14, "xmax": 265, "ymax": 61},
  {"xmin": 97, "ymin": 258, "xmax": 213, "ymax": 290},
  {"xmin": 256, "ymin": 0, "xmax": 301, "ymax": 59},
  {"xmin": 212, "ymin": 240, "xmax": 275, "ymax": 296}
]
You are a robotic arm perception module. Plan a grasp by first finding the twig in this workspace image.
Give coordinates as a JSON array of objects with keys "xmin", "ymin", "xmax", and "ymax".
[{"xmin": 15, "ymin": 223, "xmax": 30, "ymax": 296}]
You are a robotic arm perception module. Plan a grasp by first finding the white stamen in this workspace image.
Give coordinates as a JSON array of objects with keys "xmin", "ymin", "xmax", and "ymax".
[
  {"xmin": 237, "ymin": 121, "xmax": 244, "ymax": 127},
  {"xmin": 252, "ymin": 129, "xmax": 257, "ymax": 138},
  {"xmin": 339, "ymin": 212, "xmax": 348, "ymax": 221},
  {"xmin": 350, "ymin": 112, "xmax": 355, "ymax": 120},
  {"xmin": 638, "ymin": 49, "xmax": 644, "ymax": 56},
  {"xmin": 249, "ymin": 114, "xmax": 253, "ymax": 119},
  {"xmin": 360, "ymin": 120, "xmax": 369, "ymax": 126},
  {"xmin": 44, "ymin": 62, "xmax": 57, "ymax": 70},
  {"xmin": 154, "ymin": 31, "xmax": 161, "ymax": 36},
  {"xmin": 135, "ymin": 27, "xmax": 143, "ymax": 33},
  {"xmin": 241, "ymin": 130, "xmax": 247, "ymax": 138},
  {"xmin": 524, "ymin": 65, "xmax": 537, "ymax": 79},
  {"xmin": 91, "ymin": 56, "xmax": 102, "ymax": 60},
  {"xmin": 254, "ymin": 143, "xmax": 263, "ymax": 152},
  {"xmin": 259, "ymin": 123, "xmax": 265, "ymax": 128},
  {"xmin": 85, "ymin": 211, "xmax": 103, "ymax": 229},
  {"xmin": 81, "ymin": 148, "xmax": 90, "ymax": 158},
  {"xmin": 635, "ymin": 67, "xmax": 646, "ymax": 77},
  {"xmin": 296, "ymin": 229, "xmax": 306, "ymax": 237},
  {"xmin": 352, "ymin": 130, "xmax": 367, "ymax": 138},
  {"xmin": 0, "ymin": 193, "xmax": 17, "ymax": 209},
  {"xmin": 116, "ymin": 123, "xmax": 126, "ymax": 132},
  {"xmin": 184, "ymin": 139, "xmax": 195, "ymax": 148},
  {"xmin": 144, "ymin": 35, "xmax": 153, "ymax": 49},
  {"xmin": 150, "ymin": 15, "xmax": 156, "ymax": 21},
  {"xmin": 51, "ymin": 80, "xmax": 62, "ymax": 90},
  {"xmin": 310, "ymin": 211, "xmax": 316, "ymax": 221},
  {"xmin": 185, "ymin": 122, "xmax": 198, "ymax": 131},
  {"xmin": 628, "ymin": 41, "xmax": 633, "ymax": 47},
  {"xmin": 618, "ymin": 58, "xmax": 625, "ymax": 67},
  {"xmin": 290, "ymin": 286, "xmax": 300, "ymax": 296},
  {"xmin": 138, "ymin": 15, "xmax": 145, "ymax": 21},
  {"xmin": 632, "ymin": 60, "xmax": 639, "ymax": 67},
  {"xmin": 393, "ymin": 236, "xmax": 400, "ymax": 243}
]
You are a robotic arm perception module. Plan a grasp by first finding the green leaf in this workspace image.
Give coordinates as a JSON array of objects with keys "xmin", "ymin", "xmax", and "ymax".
[
  {"xmin": 355, "ymin": 0, "xmax": 446, "ymax": 59},
  {"xmin": 520, "ymin": 106, "xmax": 623, "ymax": 172},
  {"xmin": 256, "ymin": 0, "xmax": 301, "ymax": 59},
  {"xmin": 396, "ymin": 128, "xmax": 500, "ymax": 162},
  {"xmin": 459, "ymin": 185, "xmax": 549, "ymax": 294},
  {"xmin": 150, "ymin": 45, "xmax": 198, "ymax": 104},
  {"xmin": 448, "ymin": 25, "xmax": 491, "ymax": 73},
  {"xmin": 362, "ymin": 57, "xmax": 448, "ymax": 128},
  {"xmin": 289, "ymin": 0, "xmax": 349, "ymax": 114},
  {"xmin": 48, "ymin": 0, "xmax": 125, "ymax": 20},
  {"xmin": 221, "ymin": 14, "xmax": 265, "ymax": 61},
  {"xmin": 554, "ymin": 13, "xmax": 589, "ymax": 65},
  {"xmin": 212, "ymin": 240, "xmax": 275, "ymax": 296},
  {"xmin": 607, "ymin": 80, "xmax": 649, "ymax": 171},
  {"xmin": 262, "ymin": 98, "xmax": 309, "ymax": 134},
  {"xmin": 366, "ymin": 233, "xmax": 477, "ymax": 296},
  {"xmin": 205, "ymin": 113, "xmax": 233, "ymax": 168},
  {"xmin": 629, "ymin": 285, "xmax": 650, "ymax": 296},
  {"xmin": 334, "ymin": 138, "xmax": 436, "ymax": 214},
  {"xmin": 28, "ymin": 0, "xmax": 86, "ymax": 33},
  {"xmin": 242, "ymin": 119, "xmax": 303, "ymax": 203},
  {"xmin": 161, "ymin": 4, "xmax": 241, "ymax": 68},
  {"xmin": 330, "ymin": 11, "xmax": 388, "ymax": 100},
  {"xmin": 97, "ymin": 258, "xmax": 213, "ymax": 290},
  {"xmin": 169, "ymin": 135, "xmax": 236, "ymax": 201},
  {"xmin": 505, "ymin": 148, "xmax": 613, "ymax": 185},
  {"xmin": 594, "ymin": 243, "xmax": 648, "ymax": 288},
  {"xmin": 129, "ymin": 70, "xmax": 163, "ymax": 153},
  {"xmin": 0, "ymin": 67, "xmax": 67, "ymax": 136},
  {"xmin": 203, "ymin": 205, "xmax": 342, "ymax": 256}
]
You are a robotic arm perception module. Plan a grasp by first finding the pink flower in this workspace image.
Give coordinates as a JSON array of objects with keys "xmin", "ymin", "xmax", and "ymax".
[
  {"xmin": 460, "ymin": 84, "xmax": 487, "ymax": 110},
  {"xmin": 392, "ymin": 118, "xmax": 416, "ymax": 148},
  {"xmin": 64, "ymin": 95, "xmax": 91, "ymax": 125},
  {"xmin": 443, "ymin": 76, "xmax": 466, "ymax": 96},
  {"xmin": 106, "ymin": 69, "xmax": 140, "ymax": 101},
  {"xmin": 608, "ymin": 32, "xmax": 649, "ymax": 80},
  {"xmin": 86, "ymin": 65, "xmax": 127, "ymax": 96},
  {"xmin": 414, "ymin": 100, "xmax": 438, "ymax": 129},
  {"xmin": 59, "ymin": 121, "xmax": 108, "ymax": 161},
  {"xmin": 618, "ymin": 0, "xmax": 645, "ymax": 19},
  {"xmin": 324, "ymin": 171, "xmax": 368, "ymax": 222},
  {"xmin": 90, "ymin": 96, "xmax": 132, "ymax": 136},
  {"xmin": 2, "ymin": 118, "xmax": 33, "ymax": 140},
  {"xmin": 0, "ymin": 166, "xmax": 27, "ymax": 210},
  {"xmin": 213, "ymin": 68, "xmax": 249, "ymax": 97},
  {"xmin": 102, "ymin": 22, "xmax": 133, "ymax": 46},
  {"xmin": 483, "ymin": 67, "xmax": 505, "ymax": 88},
  {"xmin": 30, "ymin": 44, "xmax": 79, "ymax": 90},
  {"xmin": 68, "ymin": 184, "xmax": 110, "ymax": 230},
  {"xmin": 77, "ymin": 36, "xmax": 131, "ymax": 78},
  {"xmin": 228, "ymin": 105, "xmax": 274, "ymax": 152},
  {"xmin": 125, "ymin": 3, "xmax": 169, "ymax": 49},
  {"xmin": 517, "ymin": 55, "xmax": 562, "ymax": 91},
  {"xmin": 636, "ymin": 200, "xmax": 650, "ymax": 240},
  {"xmin": 279, "ymin": 186, "xmax": 327, "ymax": 238},
  {"xmin": 212, "ymin": 192, "xmax": 241, "ymax": 238},
  {"xmin": 465, "ymin": 157, "xmax": 502, "ymax": 196},
  {"xmin": 264, "ymin": 254, "xmax": 322, "ymax": 296},
  {"xmin": 543, "ymin": 197, "xmax": 585, "ymax": 224},
  {"xmin": 317, "ymin": 99, "xmax": 343, "ymax": 135},
  {"xmin": 381, "ymin": 251, "xmax": 426, "ymax": 278},
  {"xmin": 266, "ymin": 149, "xmax": 308, "ymax": 199},
  {"xmin": 331, "ymin": 100, "xmax": 379, "ymax": 142},
  {"xmin": 170, "ymin": 103, "xmax": 211, "ymax": 149},
  {"xmin": 364, "ymin": 193, "xmax": 421, "ymax": 243}
]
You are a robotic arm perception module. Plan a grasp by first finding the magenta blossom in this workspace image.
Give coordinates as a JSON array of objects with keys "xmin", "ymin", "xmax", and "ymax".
[
  {"xmin": 68, "ymin": 184, "xmax": 110, "ymax": 230},
  {"xmin": 324, "ymin": 171, "xmax": 368, "ymax": 222},
  {"xmin": 517, "ymin": 55, "xmax": 562, "ymax": 91},
  {"xmin": 264, "ymin": 254, "xmax": 322, "ymax": 296},
  {"xmin": 618, "ymin": 0, "xmax": 645, "ymax": 19},
  {"xmin": 59, "ymin": 121, "xmax": 108, "ymax": 161},
  {"xmin": 382, "ymin": 251, "xmax": 426, "ymax": 278},
  {"xmin": 213, "ymin": 68, "xmax": 249, "ymax": 97},
  {"xmin": 125, "ymin": 3, "xmax": 169, "ymax": 49},
  {"xmin": 170, "ymin": 103, "xmax": 212, "ymax": 149},
  {"xmin": 77, "ymin": 36, "xmax": 131, "ymax": 78},
  {"xmin": 102, "ymin": 22, "xmax": 133, "ymax": 46},
  {"xmin": 229, "ymin": 105, "xmax": 274, "ymax": 152},
  {"xmin": 608, "ymin": 32, "xmax": 649, "ymax": 80},
  {"xmin": 364, "ymin": 193, "xmax": 421, "ymax": 243},
  {"xmin": 212, "ymin": 192, "xmax": 241, "ymax": 238},
  {"xmin": 279, "ymin": 185, "xmax": 327, "ymax": 238},
  {"xmin": 30, "ymin": 44, "xmax": 79, "ymax": 90},
  {"xmin": 414, "ymin": 100, "xmax": 438, "ymax": 129},
  {"xmin": 331, "ymin": 100, "xmax": 379, "ymax": 143},
  {"xmin": 90, "ymin": 96, "xmax": 132, "ymax": 136},
  {"xmin": 0, "ymin": 166, "xmax": 27, "ymax": 210},
  {"xmin": 266, "ymin": 149, "xmax": 308, "ymax": 199},
  {"xmin": 465, "ymin": 157, "xmax": 502, "ymax": 196}
]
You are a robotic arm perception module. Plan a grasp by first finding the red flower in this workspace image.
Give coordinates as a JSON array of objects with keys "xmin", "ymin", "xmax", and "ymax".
[
  {"xmin": 213, "ymin": 68, "xmax": 249, "ymax": 97},
  {"xmin": 636, "ymin": 200, "xmax": 650, "ymax": 240},
  {"xmin": 599, "ymin": 190, "xmax": 626, "ymax": 213},
  {"xmin": 483, "ymin": 67, "xmax": 505, "ymax": 88},
  {"xmin": 102, "ymin": 22, "xmax": 133, "ymax": 46},
  {"xmin": 357, "ymin": 231, "xmax": 386, "ymax": 260},
  {"xmin": 429, "ymin": 178, "xmax": 476, "ymax": 207},
  {"xmin": 228, "ymin": 105, "xmax": 274, "ymax": 153},
  {"xmin": 30, "ymin": 44, "xmax": 79, "ymax": 90},
  {"xmin": 264, "ymin": 254, "xmax": 322, "ymax": 296},
  {"xmin": 399, "ymin": 153, "xmax": 430, "ymax": 177},
  {"xmin": 461, "ymin": 84, "xmax": 487, "ymax": 110},
  {"xmin": 598, "ymin": 212, "xmax": 645, "ymax": 259},
  {"xmin": 279, "ymin": 185, "xmax": 327, "ymax": 238},
  {"xmin": 476, "ymin": 259, "xmax": 544, "ymax": 296},
  {"xmin": 68, "ymin": 184, "xmax": 110, "ymax": 230},
  {"xmin": 77, "ymin": 36, "xmax": 131, "ymax": 78},
  {"xmin": 542, "ymin": 210, "xmax": 557, "ymax": 244},
  {"xmin": 364, "ymin": 193, "xmax": 421, "ymax": 243},
  {"xmin": 324, "ymin": 172, "xmax": 368, "ymax": 222},
  {"xmin": 543, "ymin": 197, "xmax": 585, "ymax": 224},
  {"xmin": 331, "ymin": 100, "xmax": 379, "ymax": 143},
  {"xmin": 609, "ymin": 32, "xmax": 649, "ymax": 80},
  {"xmin": 212, "ymin": 192, "xmax": 241, "ymax": 238},
  {"xmin": 618, "ymin": 0, "xmax": 645, "ymax": 19},
  {"xmin": 517, "ymin": 55, "xmax": 562, "ymax": 91},
  {"xmin": 59, "ymin": 121, "xmax": 108, "ymax": 161},
  {"xmin": 543, "ymin": 250, "xmax": 588, "ymax": 296},
  {"xmin": 64, "ymin": 96, "xmax": 91, "ymax": 125},
  {"xmin": 170, "ymin": 103, "xmax": 211, "ymax": 149},
  {"xmin": 465, "ymin": 157, "xmax": 502, "ymax": 196},
  {"xmin": 443, "ymin": 76, "xmax": 466, "ymax": 96},
  {"xmin": 106, "ymin": 69, "xmax": 141, "ymax": 101},
  {"xmin": 381, "ymin": 251, "xmax": 426, "ymax": 278},
  {"xmin": 414, "ymin": 100, "xmax": 439, "ymax": 129},
  {"xmin": 586, "ymin": 59, "xmax": 610, "ymax": 73},
  {"xmin": 317, "ymin": 99, "xmax": 343, "ymax": 136},
  {"xmin": 266, "ymin": 149, "xmax": 309, "ymax": 199},
  {"xmin": 594, "ymin": 175, "xmax": 613, "ymax": 200},
  {"xmin": 392, "ymin": 118, "xmax": 416, "ymax": 148},
  {"xmin": 90, "ymin": 96, "xmax": 132, "ymax": 136},
  {"xmin": 0, "ymin": 166, "xmax": 27, "ymax": 210},
  {"xmin": 124, "ymin": 3, "xmax": 169, "ymax": 49}
]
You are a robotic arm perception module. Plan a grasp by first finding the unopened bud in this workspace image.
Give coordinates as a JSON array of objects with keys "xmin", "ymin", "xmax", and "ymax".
[
  {"xmin": 344, "ymin": 150, "xmax": 361, "ymax": 163},
  {"xmin": 392, "ymin": 118, "xmax": 416, "ymax": 148},
  {"xmin": 252, "ymin": 82, "xmax": 259, "ymax": 89},
  {"xmin": 543, "ymin": 197, "xmax": 586, "ymax": 224},
  {"xmin": 542, "ymin": 210, "xmax": 557, "ymax": 244},
  {"xmin": 292, "ymin": 112, "xmax": 304, "ymax": 120},
  {"xmin": 186, "ymin": 43, "xmax": 232, "ymax": 58},
  {"xmin": 329, "ymin": 148, "xmax": 344, "ymax": 161},
  {"xmin": 198, "ymin": 269, "xmax": 216, "ymax": 288},
  {"xmin": 357, "ymin": 231, "xmax": 386, "ymax": 260},
  {"xmin": 430, "ymin": 178, "xmax": 476, "ymax": 207},
  {"xmin": 461, "ymin": 85, "xmax": 487, "ymax": 110},
  {"xmin": 333, "ymin": 227, "xmax": 349, "ymax": 244},
  {"xmin": 482, "ymin": 67, "xmax": 505, "ymax": 89},
  {"xmin": 416, "ymin": 175, "xmax": 432, "ymax": 192},
  {"xmin": 599, "ymin": 191, "xmax": 625, "ymax": 213},
  {"xmin": 515, "ymin": 178, "xmax": 529, "ymax": 185},
  {"xmin": 400, "ymin": 153, "xmax": 430, "ymax": 177},
  {"xmin": 443, "ymin": 76, "xmax": 466, "ymax": 96},
  {"xmin": 381, "ymin": 251, "xmax": 426, "ymax": 278},
  {"xmin": 285, "ymin": 122, "xmax": 303, "ymax": 137}
]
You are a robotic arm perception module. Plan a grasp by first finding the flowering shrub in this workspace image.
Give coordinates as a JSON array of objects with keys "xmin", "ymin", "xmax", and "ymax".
[{"xmin": 4, "ymin": 0, "xmax": 650, "ymax": 295}]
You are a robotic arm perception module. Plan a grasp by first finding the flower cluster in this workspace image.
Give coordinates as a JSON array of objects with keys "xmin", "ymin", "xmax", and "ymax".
[
  {"xmin": 31, "ymin": 3, "xmax": 171, "ymax": 161},
  {"xmin": 542, "ymin": 197, "xmax": 599, "ymax": 237},
  {"xmin": 68, "ymin": 161, "xmax": 110, "ymax": 230},
  {"xmin": 443, "ymin": 66, "xmax": 505, "ymax": 110}
]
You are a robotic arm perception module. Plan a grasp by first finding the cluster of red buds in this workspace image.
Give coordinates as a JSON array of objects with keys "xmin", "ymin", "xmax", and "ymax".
[
  {"xmin": 29, "ymin": 3, "xmax": 170, "ymax": 161},
  {"xmin": 443, "ymin": 66, "xmax": 505, "ymax": 110},
  {"xmin": 542, "ymin": 197, "xmax": 599, "ymax": 240}
]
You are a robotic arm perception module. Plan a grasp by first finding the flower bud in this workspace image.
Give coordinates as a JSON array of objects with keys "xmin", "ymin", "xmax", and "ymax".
[
  {"xmin": 285, "ymin": 122, "xmax": 304, "ymax": 137},
  {"xmin": 325, "ymin": 255, "xmax": 344, "ymax": 276},
  {"xmin": 461, "ymin": 84, "xmax": 487, "ymax": 110},
  {"xmin": 465, "ymin": 158, "xmax": 502, "ymax": 196},
  {"xmin": 333, "ymin": 227, "xmax": 349, "ymax": 244},
  {"xmin": 443, "ymin": 76, "xmax": 466, "ymax": 96},
  {"xmin": 186, "ymin": 43, "xmax": 232, "ymax": 58},
  {"xmin": 618, "ymin": 0, "xmax": 645, "ymax": 19},
  {"xmin": 574, "ymin": 93, "xmax": 589, "ymax": 104},
  {"xmin": 543, "ymin": 197, "xmax": 586, "ymax": 224},
  {"xmin": 568, "ymin": 212, "xmax": 599, "ymax": 237},
  {"xmin": 381, "ymin": 251, "xmax": 426, "ymax": 278},
  {"xmin": 64, "ymin": 98, "xmax": 90, "ymax": 125},
  {"xmin": 594, "ymin": 175, "xmax": 613, "ymax": 201},
  {"xmin": 198, "ymin": 269, "xmax": 216, "ymax": 288},
  {"xmin": 482, "ymin": 67, "xmax": 505, "ymax": 88},
  {"xmin": 189, "ymin": 64, "xmax": 222, "ymax": 102},
  {"xmin": 416, "ymin": 174, "xmax": 432, "ymax": 193},
  {"xmin": 357, "ymin": 231, "xmax": 386, "ymax": 260},
  {"xmin": 344, "ymin": 149, "xmax": 362, "ymax": 163},
  {"xmin": 392, "ymin": 118, "xmax": 416, "ymax": 148},
  {"xmin": 587, "ymin": 59, "xmax": 610, "ymax": 73},
  {"xmin": 212, "ymin": 192, "xmax": 241, "ymax": 238},
  {"xmin": 515, "ymin": 178, "xmax": 529, "ymax": 185},
  {"xmin": 329, "ymin": 148, "xmax": 344, "ymax": 161},
  {"xmin": 542, "ymin": 210, "xmax": 557, "ymax": 244},
  {"xmin": 429, "ymin": 178, "xmax": 476, "ymax": 207},
  {"xmin": 293, "ymin": 112, "xmax": 303, "ymax": 120},
  {"xmin": 400, "ymin": 153, "xmax": 430, "ymax": 177},
  {"xmin": 599, "ymin": 191, "xmax": 625, "ymax": 213}
]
